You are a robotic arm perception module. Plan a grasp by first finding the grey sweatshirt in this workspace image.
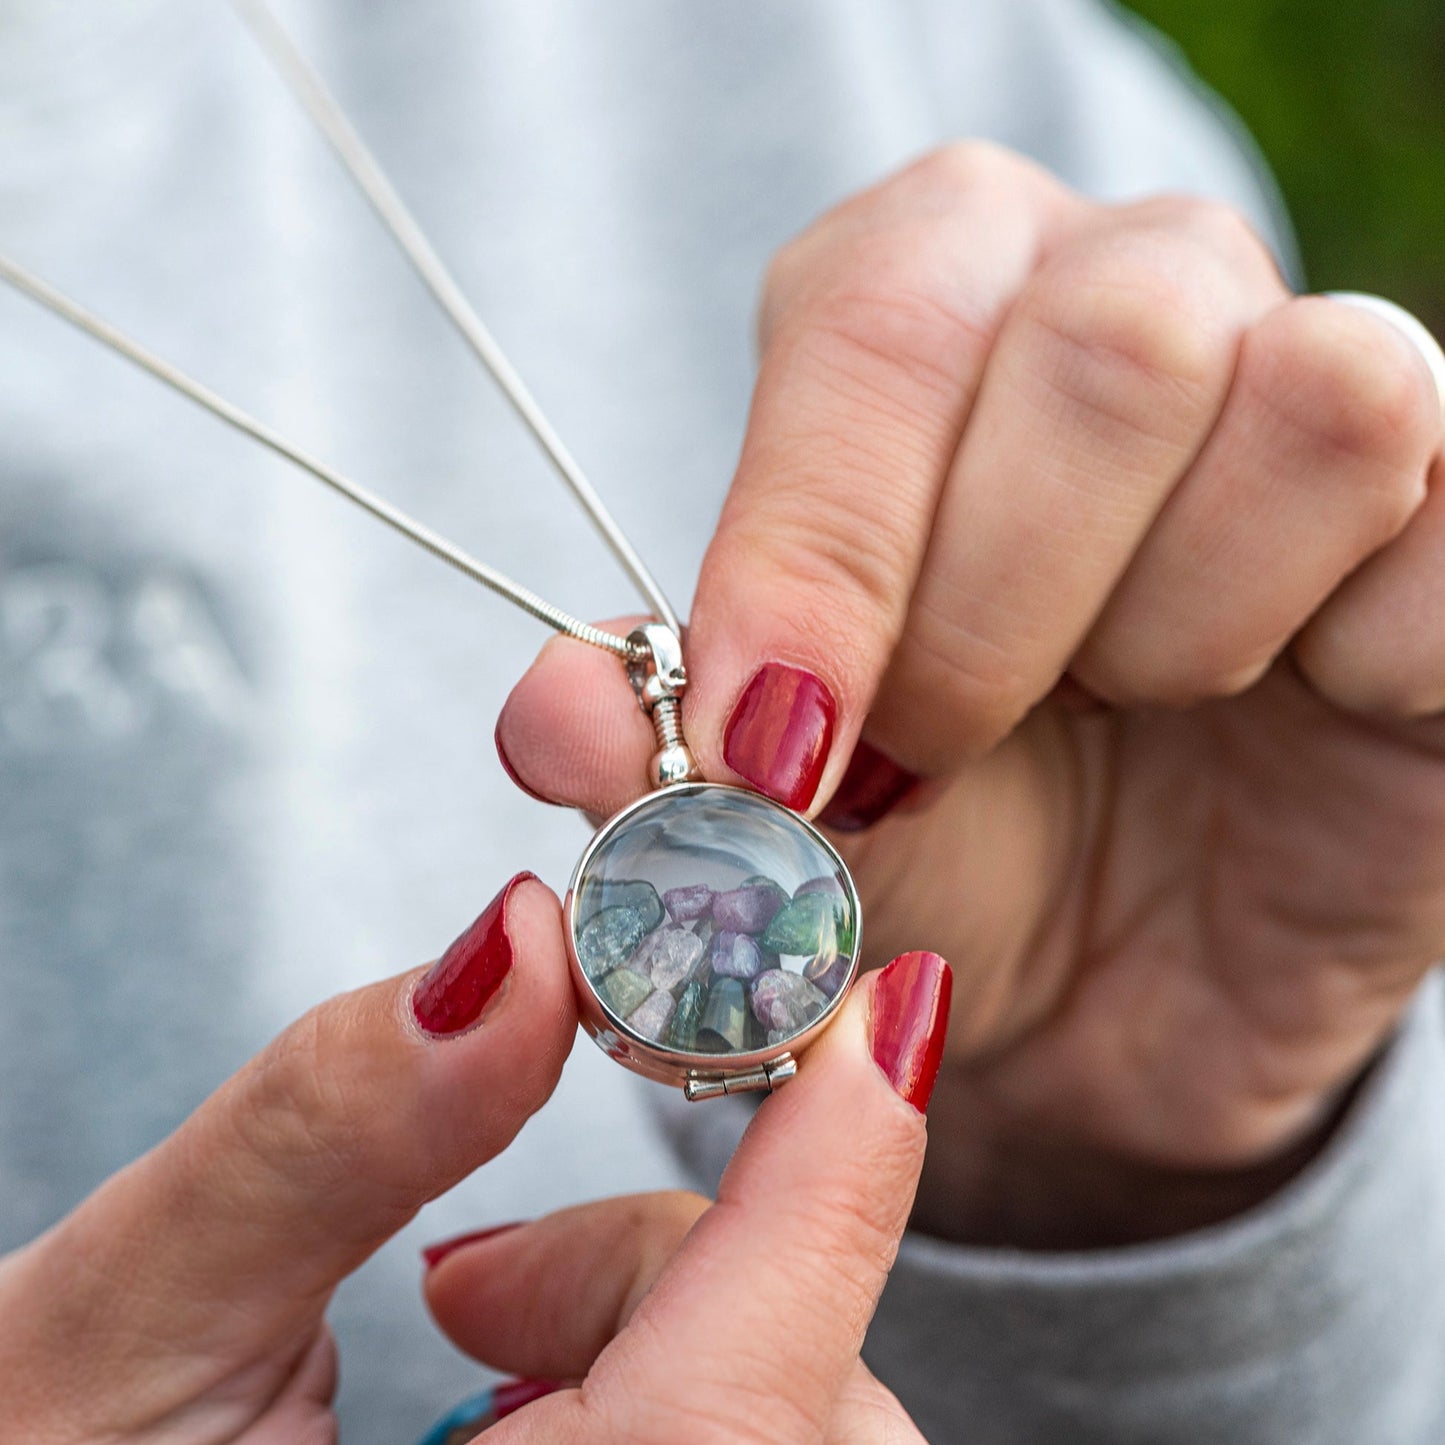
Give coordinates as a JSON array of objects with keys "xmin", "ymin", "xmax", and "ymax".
[{"xmin": 0, "ymin": 2, "xmax": 1434, "ymax": 1442}]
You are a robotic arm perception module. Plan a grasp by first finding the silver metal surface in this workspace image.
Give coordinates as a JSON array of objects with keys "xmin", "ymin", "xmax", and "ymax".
[
  {"xmin": 0, "ymin": 253, "xmax": 637, "ymax": 659},
  {"xmin": 627, "ymin": 623, "xmax": 702, "ymax": 787},
  {"xmin": 684, "ymin": 1056, "xmax": 797, "ymax": 1102},
  {"xmin": 229, "ymin": 0, "xmax": 682, "ymax": 637},
  {"xmin": 564, "ymin": 782, "xmax": 863, "ymax": 1095}
]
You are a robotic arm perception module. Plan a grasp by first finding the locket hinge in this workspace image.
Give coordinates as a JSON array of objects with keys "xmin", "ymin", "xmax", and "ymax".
[
  {"xmin": 627, "ymin": 622, "xmax": 703, "ymax": 789},
  {"xmin": 683, "ymin": 1055, "xmax": 797, "ymax": 1103}
]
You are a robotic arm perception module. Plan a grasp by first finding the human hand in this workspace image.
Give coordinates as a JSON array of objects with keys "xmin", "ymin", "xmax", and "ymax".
[
  {"xmin": 0, "ymin": 873, "xmax": 576, "ymax": 1442},
  {"xmin": 496, "ymin": 143, "xmax": 1445, "ymax": 1247},
  {"xmin": 420, "ymin": 950, "xmax": 950, "ymax": 1445}
]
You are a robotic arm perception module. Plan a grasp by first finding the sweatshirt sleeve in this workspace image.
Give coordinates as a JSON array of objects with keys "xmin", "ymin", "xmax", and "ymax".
[{"xmin": 865, "ymin": 971, "xmax": 1445, "ymax": 1445}]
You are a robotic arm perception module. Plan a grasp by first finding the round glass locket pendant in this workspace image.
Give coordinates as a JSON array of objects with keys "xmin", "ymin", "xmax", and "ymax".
[{"xmin": 565, "ymin": 782, "xmax": 862, "ymax": 1100}]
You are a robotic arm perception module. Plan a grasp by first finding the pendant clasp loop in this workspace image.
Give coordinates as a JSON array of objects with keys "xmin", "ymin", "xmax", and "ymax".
[{"xmin": 627, "ymin": 623, "xmax": 702, "ymax": 789}]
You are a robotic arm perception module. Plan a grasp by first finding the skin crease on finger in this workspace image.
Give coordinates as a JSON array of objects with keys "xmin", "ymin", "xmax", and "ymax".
[
  {"xmin": 493, "ymin": 147, "xmax": 1445, "ymax": 1250},
  {"xmin": 419, "ymin": 961, "xmax": 941, "ymax": 1445},
  {"xmin": 0, "ymin": 879, "xmax": 581, "ymax": 1444}
]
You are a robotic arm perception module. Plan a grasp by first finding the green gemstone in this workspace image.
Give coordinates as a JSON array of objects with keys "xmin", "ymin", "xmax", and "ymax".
[
  {"xmin": 599, "ymin": 966, "xmax": 653, "ymax": 1019},
  {"xmin": 577, "ymin": 879, "xmax": 664, "ymax": 932},
  {"xmin": 577, "ymin": 905, "xmax": 650, "ymax": 979},
  {"xmin": 761, "ymin": 892, "xmax": 841, "ymax": 957},
  {"xmin": 669, "ymin": 980, "xmax": 705, "ymax": 1050},
  {"xmin": 696, "ymin": 977, "xmax": 747, "ymax": 1052}
]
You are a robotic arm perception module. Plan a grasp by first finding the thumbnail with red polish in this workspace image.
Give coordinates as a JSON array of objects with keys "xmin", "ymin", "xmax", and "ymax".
[
  {"xmin": 870, "ymin": 951, "xmax": 952, "ymax": 1114},
  {"xmin": 819, "ymin": 739, "xmax": 919, "ymax": 832},
  {"xmin": 421, "ymin": 1222, "xmax": 523, "ymax": 1271},
  {"xmin": 722, "ymin": 662, "xmax": 836, "ymax": 811},
  {"xmin": 413, "ymin": 872, "xmax": 534, "ymax": 1036}
]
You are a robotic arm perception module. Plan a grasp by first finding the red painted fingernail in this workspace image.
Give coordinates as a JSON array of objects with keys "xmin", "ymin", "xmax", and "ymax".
[
  {"xmin": 722, "ymin": 662, "xmax": 837, "ymax": 811},
  {"xmin": 495, "ymin": 717, "xmax": 559, "ymax": 806},
  {"xmin": 421, "ymin": 1222, "xmax": 523, "ymax": 1271},
  {"xmin": 818, "ymin": 739, "xmax": 920, "ymax": 832},
  {"xmin": 412, "ymin": 873, "xmax": 535, "ymax": 1036},
  {"xmin": 493, "ymin": 1378, "xmax": 565, "ymax": 1420},
  {"xmin": 870, "ymin": 952, "xmax": 952, "ymax": 1114}
]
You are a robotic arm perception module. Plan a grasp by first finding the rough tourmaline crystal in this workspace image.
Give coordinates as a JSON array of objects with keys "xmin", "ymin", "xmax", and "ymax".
[
  {"xmin": 810, "ymin": 949, "xmax": 853, "ymax": 996},
  {"xmin": 698, "ymin": 976, "xmax": 748, "ymax": 1051},
  {"xmin": 577, "ymin": 905, "xmax": 650, "ymax": 979},
  {"xmin": 709, "ymin": 929, "xmax": 764, "ymax": 980},
  {"xmin": 663, "ymin": 884, "xmax": 715, "ymax": 922},
  {"xmin": 599, "ymin": 966, "xmax": 653, "ymax": 1019},
  {"xmin": 628, "ymin": 989, "xmax": 677, "ymax": 1043},
  {"xmin": 632, "ymin": 925, "xmax": 706, "ymax": 990},
  {"xmin": 712, "ymin": 880, "xmax": 786, "ymax": 935},
  {"xmin": 580, "ymin": 879, "xmax": 664, "ymax": 933},
  {"xmin": 751, "ymin": 969, "xmax": 828, "ymax": 1033},
  {"xmin": 761, "ymin": 892, "xmax": 838, "ymax": 956},
  {"xmin": 670, "ymin": 979, "xmax": 705, "ymax": 1050}
]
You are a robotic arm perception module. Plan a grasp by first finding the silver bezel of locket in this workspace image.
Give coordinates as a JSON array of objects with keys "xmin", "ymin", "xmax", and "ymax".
[{"xmin": 564, "ymin": 782, "xmax": 863, "ymax": 1101}]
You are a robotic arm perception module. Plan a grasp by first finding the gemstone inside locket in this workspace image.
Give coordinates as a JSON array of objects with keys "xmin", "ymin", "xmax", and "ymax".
[{"xmin": 572, "ymin": 786, "xmax": 860, "ymax": 1057}]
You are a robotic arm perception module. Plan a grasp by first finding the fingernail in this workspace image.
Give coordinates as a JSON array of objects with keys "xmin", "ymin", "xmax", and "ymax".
[
  {"xmin": 870, "ymin": 952, "xmax": 952, "ymax": 1114},
  {"xmin": 494, "ymin": 717, "xmax": 560, "ymax": 806},
  {"xmin": 722, "ymin": 662, "xmax": 837, "ymax": 811},
  {"xmin": 818, "ymin": 739, "xmax": 919, "ymax": 832},
  {"xmin": 412, "ymin": 872, "xmax": 535, "ymax": 1037},
  {"xmin": 421, "ymin": 1222, "xmax": 523, "ymax": 1271},
  {"xmin": 493, "ymin": 1379, "xmax": 565, "ymax": 1420},
  {"xmin": 416, "ymin": 1380, "xmax": 564, "ymax": 1445}
]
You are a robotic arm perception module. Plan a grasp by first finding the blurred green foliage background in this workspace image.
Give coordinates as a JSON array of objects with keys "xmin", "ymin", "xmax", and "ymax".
[{"xmin": 1120, "ymin": 0, "xmax": 1444, "ymax": 332}]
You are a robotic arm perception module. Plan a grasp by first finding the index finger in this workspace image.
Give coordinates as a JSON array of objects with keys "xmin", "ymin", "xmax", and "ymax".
[{"xmin": 685, "ymin": 147, "xmax": 1073, "ymax": 811}]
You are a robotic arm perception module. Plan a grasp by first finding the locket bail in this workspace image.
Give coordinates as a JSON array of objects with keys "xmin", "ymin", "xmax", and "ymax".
[{"xmin": 626, "ymin": 622, "xmax": 703, "ymax": 790}]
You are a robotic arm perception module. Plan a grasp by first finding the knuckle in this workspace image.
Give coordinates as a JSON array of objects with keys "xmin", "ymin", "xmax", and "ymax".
[
  {"xmin": 1131, "ymin": 194, "xmax": 1279, "ymax": 278},
  {"xmin": 1081, "ymin": 638, "xmax": 1268, "ymax": 710},
  {"xmin": 1295, "ymin": 622, "xmax": 1444, "ymax": 720},
  {"xmin": 747, "ymin": 513, "xmax": 909, "ymax": 642},
  {"xmin": 786, "ymin": 263, "xmax": 988, "ymax": 411},
  {"xmin": 230, "ymin": 1001, "xmax": 386, "ymax": 1199},
  {"xmin": 901, "ymin": 138, "xmax": 1023, "ymax": 198},
  {"xmin": 1023, "ymin": 235, "xmax": 1233, "ymax": 436},
  {"xmin": 898, "ymin": 608, "xmax": 1037, "ymax": 752},
  {"xmin": 759, "ymin": 235, "xmax": 815, "ymax": 342},
  {"xmin": 1249, "ymin": 299, "xmax": 1442, "ymax": 477}
]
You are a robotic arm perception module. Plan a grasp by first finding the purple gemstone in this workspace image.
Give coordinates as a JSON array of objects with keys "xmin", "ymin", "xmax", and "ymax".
[
  {"xmin": 628, "ymin": 989, "xmax": 677, "ymax": 1044},
  {"xmin": 750, "ymin": 969, "xmax": 829, "ymax": 1034},
  {"xmin": 709, "ymin": 930, "xmax": 764, "ymax": 979},
  {"xmin": 712, "ymin": 881, "xmax": 786, "ymax": 935},
  {"xmin": 632, "ymin": 925, "xmax": 706, "ymax": 991},
  {"xmin": 663, "ymin": 884, "xmax": 715, "ymax": 922},
  {"xmin": 809, "ymin": 950, "xmax": 852, "ymax": 997}
]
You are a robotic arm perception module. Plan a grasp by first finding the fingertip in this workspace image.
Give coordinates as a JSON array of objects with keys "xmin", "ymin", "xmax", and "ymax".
[
  {"xmin": 866, "ymin": 951, "xmax": 953, "ymax": 1115},
  {"xmin": 411, "ymin": 871, "xmax": 545, "ymax": 1041},
  {"xmin": 718, "ymin": 659, "xmax": 839, "ymax": 812},
  {"xmin": 496, "ymin": 625, "xmax": 656, "ymax": 815}
]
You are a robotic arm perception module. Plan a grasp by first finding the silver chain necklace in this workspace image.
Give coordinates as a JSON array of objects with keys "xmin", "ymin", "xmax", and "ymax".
[{"xmin": 0, "ymin": 0, "xmax": 862, "ymax": 1101}]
